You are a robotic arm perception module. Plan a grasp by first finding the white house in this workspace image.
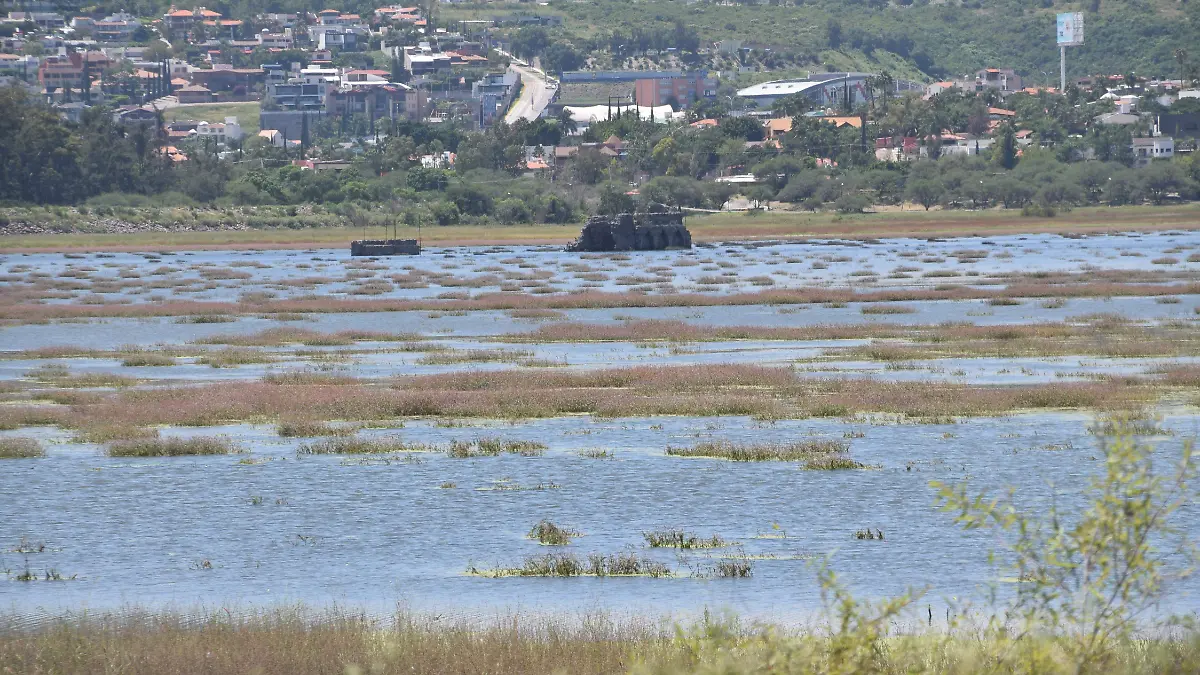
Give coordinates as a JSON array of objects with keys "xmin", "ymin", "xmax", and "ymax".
[
  {"xmin": 194, "ymin": 116, "xmax": 245, "ymax": 147},
  {"xmin": 256, "ymin": 129, "xmax": 284, "ymax": 147},
  {"xmin": 256, "ymin": 28, "xmax": 293, "ymax": 49},
  {"xmin": 1132, "ymin": 136, "xmax": 1173, "ymax": 167}
]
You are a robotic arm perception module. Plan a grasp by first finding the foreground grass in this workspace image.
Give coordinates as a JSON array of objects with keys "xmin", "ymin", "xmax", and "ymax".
[{"xmin": 1, "ymin": 609, "xmax": 1198, "ymax": 675}]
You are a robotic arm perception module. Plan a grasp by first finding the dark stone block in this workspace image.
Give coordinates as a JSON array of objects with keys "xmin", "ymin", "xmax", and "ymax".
[
  {"xmin": 350, "ymin": 239, "xmax": 422, "ymax": 256},
  {"xmin": 567, "ymin": 212, "xmax": 691, "ymax": 252}
]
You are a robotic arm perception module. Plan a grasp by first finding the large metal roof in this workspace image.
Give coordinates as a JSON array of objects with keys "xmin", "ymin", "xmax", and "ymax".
[{"xmin": 736, "ymin": 73, "xmax": 871, "ymax": 98}]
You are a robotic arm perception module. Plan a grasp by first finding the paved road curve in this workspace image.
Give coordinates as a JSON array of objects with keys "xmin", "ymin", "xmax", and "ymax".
[{"xmin": 501, "ymin": 52, "xmax": 556, "ymax": 123}]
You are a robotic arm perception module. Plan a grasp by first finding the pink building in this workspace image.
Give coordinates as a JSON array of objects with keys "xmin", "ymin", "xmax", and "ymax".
[{"xmin": 634, "ymin": 74, "xmax": 713, "ymax": 108}]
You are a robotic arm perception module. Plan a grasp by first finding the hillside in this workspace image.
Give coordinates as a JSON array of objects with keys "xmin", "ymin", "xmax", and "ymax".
[{"xmin": 551, "ymin": 0, "xmax": 1198, "ymax": 83}]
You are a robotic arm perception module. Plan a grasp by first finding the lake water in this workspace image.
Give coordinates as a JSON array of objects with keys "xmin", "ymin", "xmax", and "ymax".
[{"xmin": 2, "ymin": 230, "xmax": 1198, "ymax": 623}]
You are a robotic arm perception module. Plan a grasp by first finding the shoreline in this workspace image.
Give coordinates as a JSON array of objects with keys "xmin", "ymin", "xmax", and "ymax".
[{"xmin": 1, "ymin": 204, "xmax": 1197, "ymax": 253}]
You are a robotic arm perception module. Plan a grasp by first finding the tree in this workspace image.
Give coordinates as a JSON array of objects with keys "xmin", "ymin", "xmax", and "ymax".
[
  {"xmin": 1171, "ymin": 97, "xmax": 1200, "ymax": 115},
  {"xmin": 542, "ymin": 42, "xmax": 583, "ymax": 74},
  {"xmin": 571, "ymin": 148, "xmax": 610, "ymax": 185},
  {"xmin": 556, "ymin": 107, "xmax": 577, "ymax": 136},
  {"xmin": 719, "ymin": 115, "xmax": 764, "ymax": 141},
  {"xmin": 992, "ymin": 122, "xmax": 1017, "ymax": 170},
  {"xmin": 826, "ymin": 19, "xmax": 842, "ymax": 49},
  {"xmin": 510, "ymin": 25, "xmax": 550, "ymax": 60},
  {"xmin": 597, "ymin": 181, "xmax": 634, "ymax": 215},
  {"xmin": 1139, "ymin": 162, "xmax": 1190, "ymax": 204},
  {"xmin": 905, "ymin": 177, "xmax": 945, "ymax": 210},
  {"xmin": 772, "ymin": 93, "xmax": 813, "ymax": 118}
]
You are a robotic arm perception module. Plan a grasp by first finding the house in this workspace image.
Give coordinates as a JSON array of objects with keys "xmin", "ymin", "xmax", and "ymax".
[
  {"xmin": 113, "ymin": 106, "xmax": 159, "ymax": 126},
  {"xmin": 265, "ymin": 65, "xmax": 360, "ymax": 111},
  {"xmin": 8, "ymin": 11, "xmax": 66, "ymax": 29},
  {"xmin": 633, "ymin": 73, "xmax": 715, "ymax": 107},
  {"xmin": 0, "ymin": 53, "xmax": 37, "ymax": 79},
  {"xmin": 37, "ymin": 55, "xmax": 84, "ymax": 92},
  {"xmin": 159, "ymin": 145, "xmax": 188, "ymax": 162},
  {"xmin": 325, "ymin": 84, "xmax": 414, "ymax": 121},
  {"xmin": 764, "ymin": 117, "xmax": 792, "ymax": 139},
  {"xmin": 874, "ymin": 136, "xmax": 921, "ymax": 162},
  {"xmin": 972, "ymin": 68, "xmax": 1021, "ymax": 94},
  {"xmin": 987, "ymin": 107, "xmax": 1016, "ymax": 121},
  {"xmin": 318, "ymin": 28, "xmax": 359, "ymax": 51},
  {"xmin": 202, "ymin": 19, "xmax": 244, "ymax": 39},
  {"xmin": 176, "ymin": 83, "xmax": 214, "ymax": 103},
  {"xmin": 1096, "ymin": 112, "xmax": 1141, "ymax": 126},
  {"xmin": 1132, "ymin": 136, "xmax": 1173, "ymax": 166},
  {"xmin": 257, "ymin": 129, "xmax": 285, "ymax": 147},
  {"xmin": 55, "ymin": 101, "xmax": 91, "ymax": 123},
  {"xmin": 554, "ymin": 146, "xmax": 579, "ymax": 163},
  {"xmin": 163, "ymin": 7, "xmax": 222, "ymax": 33},
  {"xmin": 925, "ymin": 81, "xmax": 957, "ymax": 98},
  {"xmin": 811, "ymin": 115, "xmax": 863, "ymax": 128},
  {"xmin": 402, "ymin": 44, "xmax": 452, "ymax": 74},
  {"xmin": 194, "ymin": 116, "xmax": 245, "ymax": 146},
  {"xmin": 85, "ymin": 12, "xmax": 141, "ymax": 41},
  {"xmin": 190, "ymin": 65, "xmax": 265, "ymax": 93},
  {"xmin": 256, "ymin": 29, "xmax": 294, "ymax": 49}
]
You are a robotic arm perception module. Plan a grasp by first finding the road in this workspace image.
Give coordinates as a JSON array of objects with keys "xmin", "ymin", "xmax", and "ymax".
[{"xmin": 501, "ymin": 51, "xmax": 556, "ymax": 123}]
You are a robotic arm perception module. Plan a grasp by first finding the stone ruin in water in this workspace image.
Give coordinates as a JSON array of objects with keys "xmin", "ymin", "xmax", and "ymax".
[{"xmin": 566, "ymin": 212, "xmax": 692, "ymax": 252}]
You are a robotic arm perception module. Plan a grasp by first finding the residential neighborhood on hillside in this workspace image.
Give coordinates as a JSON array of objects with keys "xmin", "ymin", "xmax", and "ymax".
[{"xmin": 0, "ymin": 2, "xmax": 1198, "ymax": 214}]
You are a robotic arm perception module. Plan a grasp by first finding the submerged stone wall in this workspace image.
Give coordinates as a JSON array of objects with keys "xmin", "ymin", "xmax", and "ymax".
[
  {"xmin": 566, "ymin": 212, "xmax": 691, "ymax": 252},
  {"xmin": 350, "ymin": 239, "xmax": 421, "ymax": 256}
]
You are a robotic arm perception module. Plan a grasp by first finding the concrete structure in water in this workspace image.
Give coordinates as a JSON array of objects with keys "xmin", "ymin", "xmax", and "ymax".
[
  {"xmin": 566, "ymin": 212, "xmax": 691, "ymax": 252},
  {"xmin": 350, "ymin": 239, "xmax": 421, "ymax": 256}
]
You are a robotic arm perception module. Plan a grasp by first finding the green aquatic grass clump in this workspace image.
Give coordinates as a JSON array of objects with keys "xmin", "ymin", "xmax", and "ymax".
[
  {"xmin": 471, "ymin": 552, "xmax": 673, "ymax": 578},
  {"xmin": 416, "ymin": 348, "xmax": 535, "ymax": 365},
  {"xmin": 803, "ymin": 455, "xmax": 877, "ymax": 470},
  {"xmin": 713, "ymin": 560, "xmax": 753, "ymax": 578},
  {"xmin": 107, "ymin": 436, "xmax": 242, "ymax": 457},
  {"xmin": 175, "ymin": 314, "xmax": 237, "ymax": 324},
  {"xmin": 120, "ymin": 352, "xmax": 177, "ymax": 367},
  {"xmin": 666, "ymin": 439, "xmax": 848, "ymax": 462},
  {"xmin": 644, "ymin": 529, "xmax": 728, "ymax": 550},
  {"xmin": 0, "ymin": 437, "xmax": 44, "ymax": 459},
  {"xmin": 198, "ymin": 348, "xmax": 274, "ymax": 368},
  {"xmin": 296, "ymin": 437, "xmax": 434, "ymax": 455},
  {"xmin": 73, "ymin": 425, "xmax": 159, "ymax": 444},
  {"xmin": 860, "ymin": 304, "xmax": 917, "ymax": 315},
  {"xmin": 276, "ymin": 419, "xmax": 356, "ymax": 438},
  {"xmin": 528, "ymin": 520, "xmax": 578, "ymax": 546},
  {"xmin": 447, "ymin": 438, "xmax": 547, "ymax": 458},
  {"xmin": 26, "ymin": 364, "xmax": 138, "ymax": 388}
]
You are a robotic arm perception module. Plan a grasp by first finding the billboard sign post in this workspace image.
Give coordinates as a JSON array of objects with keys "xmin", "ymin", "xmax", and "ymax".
[{"xmin": 1056, "ymin": 12, "xmax": 1084, "ymax": 92}]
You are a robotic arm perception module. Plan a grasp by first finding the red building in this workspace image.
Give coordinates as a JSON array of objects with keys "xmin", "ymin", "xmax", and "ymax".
[{"xmin": 633, "ymin": 74, "xmax": 713, "ymax": 107}]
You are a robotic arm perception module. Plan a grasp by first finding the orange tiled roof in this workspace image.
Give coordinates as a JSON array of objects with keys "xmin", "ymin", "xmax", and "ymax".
[{"xmin": 764, "ymin": 117, "xmax": 792, "ymax": 133}]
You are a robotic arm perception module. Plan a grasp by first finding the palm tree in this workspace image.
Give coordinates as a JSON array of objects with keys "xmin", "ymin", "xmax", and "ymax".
[{"xmin": 556, "ymin": 107, "xmax": 577, "ymax": 135}]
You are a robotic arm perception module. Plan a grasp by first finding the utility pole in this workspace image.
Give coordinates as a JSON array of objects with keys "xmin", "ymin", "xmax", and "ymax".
[{"xmin": 1060, "ymin": 45, "xmax": 1066, "ymax": 94}]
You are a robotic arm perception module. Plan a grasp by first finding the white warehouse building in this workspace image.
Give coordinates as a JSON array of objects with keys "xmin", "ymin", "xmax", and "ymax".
[{"xmin": 736, "ymin": 72, "xmax": 875, "ymax": 109}]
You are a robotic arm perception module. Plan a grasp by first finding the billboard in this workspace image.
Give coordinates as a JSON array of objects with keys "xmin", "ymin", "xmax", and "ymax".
[{"xmin": 1056, "ymin": 12, "xmax": 1084, "ymax": 46}]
